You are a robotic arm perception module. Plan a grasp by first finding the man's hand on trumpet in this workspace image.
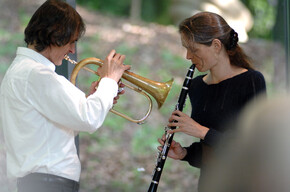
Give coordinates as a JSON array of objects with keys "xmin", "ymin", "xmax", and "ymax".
[
  {"xmin": 88, "ymin": 80, "xmax": 125, "ymax": 105},
  {"xmin": 114, "ymin": 81, "xmax": 125, "ymax": 104},
  {"xmin": 97, "ymin": 49, "xmax": 131, "ymax": 83},
  {"xmin": 88, "ymin": 49, "xmax": 130, "ymax": 104}
]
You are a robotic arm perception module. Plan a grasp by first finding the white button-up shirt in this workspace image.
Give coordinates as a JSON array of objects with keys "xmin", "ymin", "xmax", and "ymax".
[{"xmin": 0, "ymin": 47, "xmax": 118, "ymax": 181}]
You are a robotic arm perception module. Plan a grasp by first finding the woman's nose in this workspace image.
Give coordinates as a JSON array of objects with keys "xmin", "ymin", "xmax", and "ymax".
[{"xmin": 186, "ymin": 50, "xmax": 193, "ymax": 60}]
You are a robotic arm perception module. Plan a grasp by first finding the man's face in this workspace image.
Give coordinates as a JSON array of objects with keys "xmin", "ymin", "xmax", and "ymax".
[{"xmin": 47, "ymin": 40, "xmax": 77, "ymax": 66}]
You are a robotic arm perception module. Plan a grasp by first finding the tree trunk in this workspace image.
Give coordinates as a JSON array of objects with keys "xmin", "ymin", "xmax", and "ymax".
[
  {"xmin": 273, "ymin": 0, "xmax": 286, "ymax": 46},
  {"xmin": 130, "ymin": 0, "xmax": 142, "ymax": 22}
]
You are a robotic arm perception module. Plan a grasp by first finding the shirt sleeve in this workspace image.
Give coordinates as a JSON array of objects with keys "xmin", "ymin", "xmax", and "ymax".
[
  {"xmin": 181, "ymin": 128, "xmax": 222, "ymax": 168},
  {"xmin": 26, "ymin": 66, "xmax": 118, "ymax": 133},
  {"xmin": 203, "ymin": 128, "xmax": 222, "ymax": 147},
  {"xmin": 181, "ymin": 142, "xmax": 203, "ymax": 168},
  {"xmin": 249, "ymin": 70, "xmax": 266, "ymax": 98}
]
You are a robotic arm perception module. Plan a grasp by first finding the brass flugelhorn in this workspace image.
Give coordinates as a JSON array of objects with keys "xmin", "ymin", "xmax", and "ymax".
[{"xmin": 64, "ymin": 55, "xmax": 174, "ymax": 124}]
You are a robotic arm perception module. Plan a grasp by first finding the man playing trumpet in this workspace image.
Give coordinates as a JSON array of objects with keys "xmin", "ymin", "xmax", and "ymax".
[{"xmin": 0, "ymin": 0, "xmax": 130, "ymax": 192}]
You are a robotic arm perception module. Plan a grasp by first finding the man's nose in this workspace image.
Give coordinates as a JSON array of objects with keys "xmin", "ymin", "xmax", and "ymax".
[{"xmin": 69, "ymin": 44, "xmax": 76, "ymax": 54}]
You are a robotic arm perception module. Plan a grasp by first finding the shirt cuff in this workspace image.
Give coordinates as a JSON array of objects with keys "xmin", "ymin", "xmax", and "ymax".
[
  {"xmin": 92, "ymin": 77, "xmax": 118, "ymax": 108},
  {"xmin": 181, "ymin": 146, "xmax": 190, "ymax": 161},
  {"xmin": 203, "ymin": 128, "xmax": 222, "ymax": 147},
  {"xmin": 97, "ymin": 77, "xmax": 118, "ymax": 96}
]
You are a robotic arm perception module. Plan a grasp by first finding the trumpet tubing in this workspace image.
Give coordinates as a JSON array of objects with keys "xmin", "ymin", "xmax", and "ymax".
[{"xmin": 64, "ymin": 55, "xmax": 173, "ymax": 124}]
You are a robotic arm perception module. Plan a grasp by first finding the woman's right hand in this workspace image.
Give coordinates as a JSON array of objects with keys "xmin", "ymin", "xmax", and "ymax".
[
  {"xmin": 157, "ymin": 134, "xmax": 187, "ymax": 160},
  {"xmin": 97, "ymin": 49, "xmax": 131, "ymax": 82}
]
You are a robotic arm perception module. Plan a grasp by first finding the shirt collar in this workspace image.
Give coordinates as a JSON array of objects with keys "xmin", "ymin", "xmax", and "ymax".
[{"xmin": 17, "ymin": 47, "xmax": 56, "ymax": 71}]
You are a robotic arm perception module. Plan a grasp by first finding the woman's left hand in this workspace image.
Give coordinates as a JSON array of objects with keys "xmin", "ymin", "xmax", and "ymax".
[{"xmin": 167, "ymin": 110, "xmax": 209, "ymax": 139}]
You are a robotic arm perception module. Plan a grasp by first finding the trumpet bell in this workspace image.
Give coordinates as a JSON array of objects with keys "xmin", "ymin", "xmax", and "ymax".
[{"xmin": 66, "ymin": 56, "xmax": 173, "ymax": 124}]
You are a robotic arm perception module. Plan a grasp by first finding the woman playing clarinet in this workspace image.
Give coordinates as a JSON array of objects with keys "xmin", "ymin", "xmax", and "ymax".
[{"xmin": 158, "ymin": 11, "xmax": 266, "ymax": 192}]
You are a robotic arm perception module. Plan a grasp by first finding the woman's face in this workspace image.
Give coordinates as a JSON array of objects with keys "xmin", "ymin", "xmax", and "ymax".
[{"xmin": 181, "ymin": 35, "xmax": 217, "ymax": 72}]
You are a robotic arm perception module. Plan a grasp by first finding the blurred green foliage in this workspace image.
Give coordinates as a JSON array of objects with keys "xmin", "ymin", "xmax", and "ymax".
[
  {"xmin": 141, "ymin": 0, "xmax": 172, "ymax": 24},
  {"xmin": 241, "ymin": 0, "xmax": 277, "ymax": 39},
  {"xmin": 0, "ymin": 30, "xmax": 24, "ymax": 74},
  {"xmin": 77, "ymin": 0, "xmax": 130, "ymax": 16},
  {"xmin": 77, "ymin": 0, "xmax": 277, "ymax": 39},
  {"xmin": 76, "ymin": 0, "xmax": 173, "ymax": 25}
]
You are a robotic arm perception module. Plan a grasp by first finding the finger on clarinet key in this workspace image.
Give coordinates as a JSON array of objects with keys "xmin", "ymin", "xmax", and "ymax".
[
  {"xmin": 158, "ymin": 138, "xmax": 164, "ymax": 145},
  {"xmin": 157, "ymin": 146, "xmax": 163, "ymax": 151}
]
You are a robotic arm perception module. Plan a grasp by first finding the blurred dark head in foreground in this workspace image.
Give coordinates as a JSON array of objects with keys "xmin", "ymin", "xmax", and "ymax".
[{"xmin": 204, "ymin": 93, "xmax": 290, "ymax": 192}]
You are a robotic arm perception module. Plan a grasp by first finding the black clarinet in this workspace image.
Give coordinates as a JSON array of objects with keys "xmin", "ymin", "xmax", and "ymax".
[{"xmin": 148, "ymin": 64, "xmax": 195, "ymax": 192}]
